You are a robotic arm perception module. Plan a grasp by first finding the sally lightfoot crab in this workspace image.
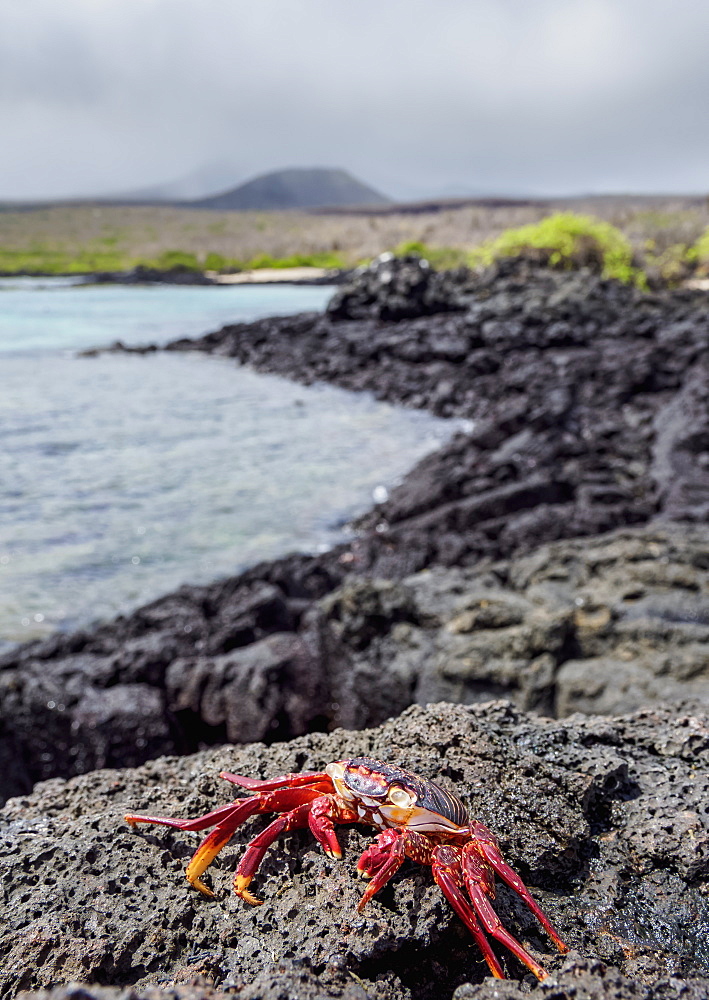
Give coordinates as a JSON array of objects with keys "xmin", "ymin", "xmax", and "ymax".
[{"xmin": 125, "ymin": 757, "xmax": 568, "ymax": 980}]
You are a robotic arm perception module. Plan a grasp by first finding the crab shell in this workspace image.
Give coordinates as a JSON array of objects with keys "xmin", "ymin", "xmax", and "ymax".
[{"xmin": 325, "ymin": 757, "xmax": 470, "ymax": 836}]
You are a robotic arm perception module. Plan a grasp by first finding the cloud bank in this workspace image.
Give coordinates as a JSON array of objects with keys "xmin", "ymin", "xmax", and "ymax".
[{"xmin": 2, "ymin": 0, "xmax": 708, "ymax": 200}]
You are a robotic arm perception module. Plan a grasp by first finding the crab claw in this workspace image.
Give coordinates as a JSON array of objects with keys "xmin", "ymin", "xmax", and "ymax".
[
  {"xmin": 234, "ymin": 874, "xmax": 264, "ymax": 906},
  {"xmin": 356, "ymin": 829, "xmax": 401, "ymax": 877}
]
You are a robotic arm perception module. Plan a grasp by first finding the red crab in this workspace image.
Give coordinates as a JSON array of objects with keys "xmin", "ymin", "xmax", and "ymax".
[{"xmin": 125, "ymin": 757, "xmax": 568, "ymax": 980}]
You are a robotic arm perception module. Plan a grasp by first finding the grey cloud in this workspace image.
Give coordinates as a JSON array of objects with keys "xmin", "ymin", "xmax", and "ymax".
[{"xmin": 1, "ymin": 0, "xmax": 708, "ymax": 200}]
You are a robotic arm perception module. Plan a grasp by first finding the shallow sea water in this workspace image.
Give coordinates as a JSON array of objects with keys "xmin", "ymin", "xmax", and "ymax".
[{"xmin": 0, "ymin": 281, "xmax": 463, "ymax": 646}]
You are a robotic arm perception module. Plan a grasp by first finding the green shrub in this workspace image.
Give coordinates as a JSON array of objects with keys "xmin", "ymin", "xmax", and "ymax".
[
  {"xmin": 203, "ymin": 251, "xmax": 244, "ymax": 272},
  {"xmin": 469, "ymin": 212, "xmax": 646, "ymax": 286},
  {"xmin": 0, "ymin": 245, "xmax": 130, "ymax": 274},
  {"xmin": 642, "ymin": 240, "xmax": 695, "ymax": 285},
  {"xmin": 153, "ymin": 249, "xmax": 201, "ymax": 271},
  {"xmin": 393, "ymin": 241, "xmax": 470, "ymax": 270},
  {"xmin": 687, "ymin": 226, "xmax": 709, "ymax": 272},
  {"xmin": 245, "ymin": 251, "xmax": 345, "ymax": 270}
]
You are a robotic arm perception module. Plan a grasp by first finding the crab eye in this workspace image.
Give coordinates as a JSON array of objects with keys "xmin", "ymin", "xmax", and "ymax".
[{"xmin": 388, "ymin": 787, "xmax": 414, "ymax": 808}]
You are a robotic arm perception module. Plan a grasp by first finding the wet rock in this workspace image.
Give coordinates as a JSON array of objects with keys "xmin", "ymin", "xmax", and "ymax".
[{"xmin": 3, "ymin": 701, "xmax": 709, "ymax": 999}]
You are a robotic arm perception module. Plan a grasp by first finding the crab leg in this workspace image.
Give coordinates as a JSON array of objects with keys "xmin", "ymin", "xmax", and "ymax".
[
  {"xmin": 307, "ymin": 794, "xmax": 359, "ymax": 860},
  {"xmin": 124, "ymin": 799, "xmax": 247, "ymax": 833},
  {"xmin": 220, "ymin": 770, "xmax": 331, "ymax": 793},
  {"xmin": 459, "ymin": 843, "xmax": 549, "ymax": 981},
  {"xmin": 233, "ymin": 801, "xmax": 315, "ymax": 904},
  {"xmin": 125, "ymin": 785, "xmax": 325, "ymax": 897},
  {"xmin": 469, "ymin": 829, "xmax": 568, "ymax": 954},
  {"xmin": 431, "ymin": 845, "xmax": 506, "ymax": 980},
  {"xmin": 355, "ymin": 831, "xmax": 407, "ymax": 910}
]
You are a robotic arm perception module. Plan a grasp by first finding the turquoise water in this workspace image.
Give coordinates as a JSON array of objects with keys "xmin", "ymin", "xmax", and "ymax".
[
  {"xmin": 0, "ymin": 276, "xmax": 335, "ymax": 352},
  {"xmin": 0, "ymin": 281, "xmax": 461, "ymax": 646}
]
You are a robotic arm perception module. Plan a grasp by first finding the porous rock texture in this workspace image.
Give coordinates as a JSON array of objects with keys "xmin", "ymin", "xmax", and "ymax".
[
  {"xmin": 3, "ymin": 701, "xmax": 709, "ymax": 1000},
  {"xmin": 1, "ymin": 258, "xmax": 708, "ymax": 805}
]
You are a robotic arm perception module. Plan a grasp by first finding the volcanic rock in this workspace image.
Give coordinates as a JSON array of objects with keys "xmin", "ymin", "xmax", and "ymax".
[
  {"xmin": 326, "ymin": 253, "xmax": 474, "ymax": 320},
  {"xmin": 2, "ymin": 701, "xmax": 708, "ymax": 999},
  {"xmin": 3, "ymin": 522, "xmax": 709, "ymax": 809}
]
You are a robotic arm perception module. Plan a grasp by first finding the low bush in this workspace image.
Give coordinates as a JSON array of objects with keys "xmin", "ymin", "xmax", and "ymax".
[
  {"xmin": 393, "ymin": 240, "xmax": 470, "ymax": 270},
  {"xmin": 468, "ymin": 212, "xmax": 646, "ymax": 286},
  {"xmin": 245, "ymin": 251, "xmax": 345, "ymax": 270},
  {"xmin": 152, "ymin": 249, "xmax": 201, "ymax": 271},
  {"xmin": 0, "ymin": 245, "xmax": 130, "ymax": 274},
  {"xmin": 687, "ymin": 226, "xmax": 709, "ymax": 274}
]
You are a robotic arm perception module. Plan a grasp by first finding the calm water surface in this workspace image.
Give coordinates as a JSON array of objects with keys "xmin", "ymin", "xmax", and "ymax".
[{"xmin": 0, "ymin": 280, "xmax": 463, "ymax": 647}]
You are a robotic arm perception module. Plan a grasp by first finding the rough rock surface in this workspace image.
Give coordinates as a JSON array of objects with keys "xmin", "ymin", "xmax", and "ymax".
[
  {"xmin": 3, "ymin": 701, "xmax": 709, "ymax": 1000},
  {"xmin": 317, "ymin": 522, "xmax": 709, "ymax": 728}
]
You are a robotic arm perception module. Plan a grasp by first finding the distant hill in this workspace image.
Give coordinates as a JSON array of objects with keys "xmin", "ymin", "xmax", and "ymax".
[{"xmin": 188, "ymin": 167, "xmax": 391, "ymax": 211}]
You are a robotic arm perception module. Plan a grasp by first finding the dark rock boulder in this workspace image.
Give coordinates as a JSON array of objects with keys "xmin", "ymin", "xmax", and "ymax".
[
  {"xmin": 2, "ymin": 701, "xmax": 708, "ymax": 998},
  {"xmin": 326, "ymin": 253, "xmax": 474, "ymax": 320}
]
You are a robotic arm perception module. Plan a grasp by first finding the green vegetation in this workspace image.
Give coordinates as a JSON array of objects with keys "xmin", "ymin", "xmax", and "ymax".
[
  {"xmin": 0, "ymin": 243, "xmax": 130, "ymax": 275},
  {"xmin": 392, "ymin": 212, "xmax": 709, "ymax": 287},
  {"xmin": 642, "ymin": 240, "xmax": 693, "ymax": 285},
  {"xmin": 0, "ymin": 243, "xmax": 346, "ymax": 276},
  {"xmin": 153, "ymin": 249, "xmax": 201, "ymax": 271},
  {"xmin": 687, "ymin": 225, "xmax": 709, "ymax": 273},
  {"xmin": 393, "ymin": 240, "xmax": 470, "ymax": 270},
  {"xmin": 467, "ymin": 212, "xmax": 645, "ymax": 286},
  {"xmin": 1, "ymin": 200, "xmax": 708, "ymax": 283},
  {"xmin": 242, "ymin": 251, "xmax": 346, "ymax": 270}
]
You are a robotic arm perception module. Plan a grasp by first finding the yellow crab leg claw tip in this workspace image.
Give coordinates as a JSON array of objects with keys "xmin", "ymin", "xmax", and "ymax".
[
  {"xmin": 324, "ymin": 847, "xmax": 343, "ymax": 860},
  {"xmin": 234, "ymin": 875, "xmax": 263, "ymax": 906},
  {"xmin": 191, "ymin": 877, "xmax": 216, "ymax": 898}
]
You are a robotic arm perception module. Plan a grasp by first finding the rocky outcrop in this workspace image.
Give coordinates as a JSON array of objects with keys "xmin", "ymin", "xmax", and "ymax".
[
  {"xmin": 326, "ymin": 253, "xmax": 474, "ymax": 320},
  {"xmin": 2, "ymin": 701, "xmax": 708, "ymax": 998},
  {"xmin": 317, "ymin": 523, "xmax": 709, "ymax": 728}
]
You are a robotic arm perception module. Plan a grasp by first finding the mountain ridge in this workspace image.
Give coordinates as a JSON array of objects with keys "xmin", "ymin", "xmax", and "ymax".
[{"xmin": 187, "ymin": 166, "xmax": 391, "ymax": 211}]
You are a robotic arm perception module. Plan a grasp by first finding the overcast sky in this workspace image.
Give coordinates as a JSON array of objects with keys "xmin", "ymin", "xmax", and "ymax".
[{"xmin": 2, "ymin": 0, "xmax": 708, "ymax": 202}]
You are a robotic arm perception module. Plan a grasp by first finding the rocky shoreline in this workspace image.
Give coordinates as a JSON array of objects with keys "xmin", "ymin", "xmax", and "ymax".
[{"xmin": 1, "ymin": 255, "xmax": 708, "ymax": 999}]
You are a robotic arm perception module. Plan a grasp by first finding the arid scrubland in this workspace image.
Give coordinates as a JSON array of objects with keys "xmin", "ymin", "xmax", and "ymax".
[{"xmin": 0, "ymin": 195, "xmax": 708, "ymax": 275}]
